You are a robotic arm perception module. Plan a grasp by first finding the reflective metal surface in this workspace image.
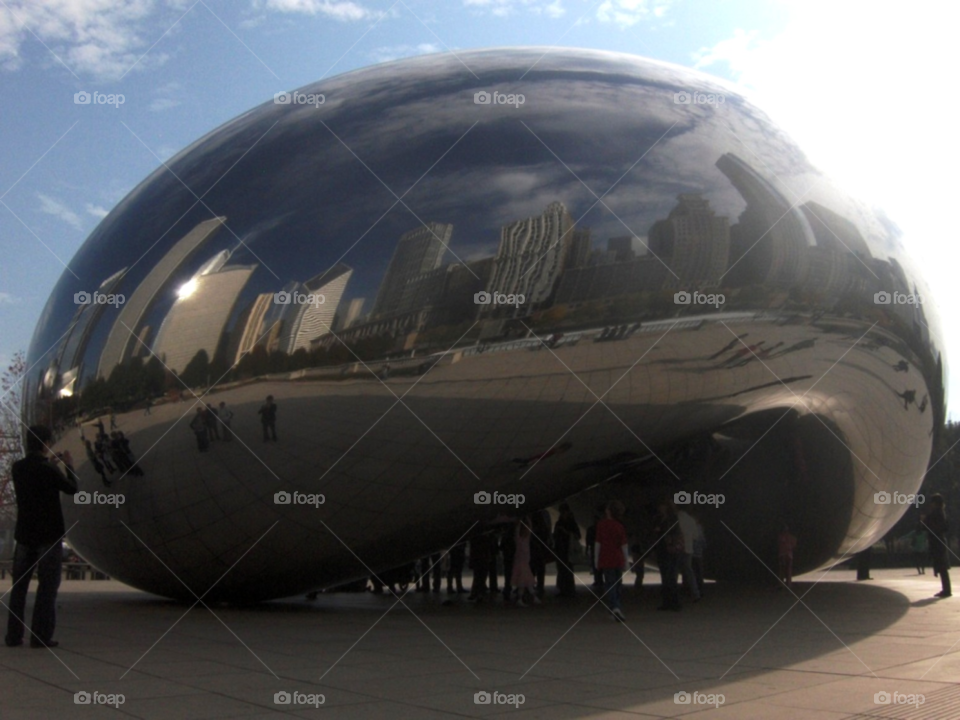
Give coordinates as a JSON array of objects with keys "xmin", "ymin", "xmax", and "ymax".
[{"xmin": 26, "ymin": 48, "xmax": 945, "ymax": 601}]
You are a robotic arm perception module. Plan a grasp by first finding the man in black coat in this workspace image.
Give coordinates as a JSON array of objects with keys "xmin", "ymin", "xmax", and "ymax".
[{"xmin": 5, "ymin": 425, "xmax": 79, "ymax": 649}]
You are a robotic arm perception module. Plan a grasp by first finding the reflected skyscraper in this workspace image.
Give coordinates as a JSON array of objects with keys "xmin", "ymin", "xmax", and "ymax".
[
  {"xmin": 97, "ymin": 217, "xmax": 226, "ymax": 378},
  {"xmin": 152, "ymin": 251, "xmax": 257, "ymax": 374},
  {"xmin": 53, "ymin": 268, "xmax": 125, "ymax": 394},
  {"xmin": 279, "ymin": 263, "xmax": 353, "ymax": 353},
  {"xmin": 373, "ymin": 223, "xmax": 452, "ymax": 318},
  {"xmin": 483, "ymin": 201, "xmax": 575, "ymax": 316},
  {"xmin": 650, "ymin": 194, "xmax": 730, "ymax": 289},
  {"xmin": 339, "ymin": 298, "xmax": 365, "ymax": 330},
  {"xmin": 716, "ymin": 154, "xmax": 815, "ymax": 287},
  {"xmin": 230, "ymin": 293, "xmax": 276, "ymax": 366}
]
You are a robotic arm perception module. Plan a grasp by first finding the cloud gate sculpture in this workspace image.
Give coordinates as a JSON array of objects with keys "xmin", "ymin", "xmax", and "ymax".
[{"xmin": 26, "ymin": 48, "xmax": 944, "ymax": 602}]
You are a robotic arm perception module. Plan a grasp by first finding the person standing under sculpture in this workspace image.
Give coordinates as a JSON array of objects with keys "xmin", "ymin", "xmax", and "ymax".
[
  {"xmin": 595, "ymin": 500, "xmax": 629, "ymax": 621},
  {"xmin": 530, "ymin": 509, "xmax": 552, "ymax": 598},
  {"xmin": 447, "ymin": 542, "xmax": 467, "ymax": 594},
  {"xmin": 553, "ymin": 503, "xmax": 581, "ymax": 597},
  {"xmin": 654, "ymin": 500, "xmax": 683, "ymax": 611},
  {"xmin": 778, "ymin": 524, "xmax": 797, "ymax": 589},
  {"xmin": 585, "ymin": 506, "xmax": 605, "ymax": 590},
  {"xmin": 259, "ymin": 395, "xmax": 278, "ymax": 442},
  {"xmin": 926, "ymin": 494, "xmax": 952, "ymax": 598},
  {"xmin": 499, "ymin": 525, "xmax": 515, "ymax": 601},
  {"xmin": 511, "ymin": 519, "xmax": 538, "ymax": 606},
  {"xmin": 5, "ymin": 426, "xmax": 79, "ymax": 649},
  {"xmin": 676, "ymin": 508, "xmax": 701, "ymax": 602}
]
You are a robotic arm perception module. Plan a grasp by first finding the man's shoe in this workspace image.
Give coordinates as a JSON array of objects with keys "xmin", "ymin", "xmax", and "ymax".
[
  {"xmin": 29, "ymin": 639, "xmax": 58, "ymax": 649},
  {"xmin": 612, "ymin": 608, "xmax": 626, "ymax": 622},
  {"xmin": 4, "ymin": 637, "xmax": 23, "ymax": 648}
]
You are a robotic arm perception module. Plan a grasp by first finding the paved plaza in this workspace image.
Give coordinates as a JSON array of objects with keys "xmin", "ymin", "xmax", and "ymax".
[{"xmin": 2, "ymin": 567, "xmax": 959, "ymax": 718}]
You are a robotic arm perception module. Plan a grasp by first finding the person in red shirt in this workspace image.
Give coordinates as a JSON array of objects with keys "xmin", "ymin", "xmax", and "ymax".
[{"xmin": 594, "ymin": 500, "xmax": 629, "ymax": 621}]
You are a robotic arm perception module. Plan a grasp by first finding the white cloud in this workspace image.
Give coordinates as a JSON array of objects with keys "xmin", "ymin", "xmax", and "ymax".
[
  {"xmin": 85, "ymin": 203, "xmax": 109, "ymax": 218},
  {"xmin": 37, "ymin": 193, "xmax": 82, "ymax": 230},
  {"xmin": 0, "ymin": 0, "xmax": 187, "ymax": 80},
  {"xmin": 692, "ymin": 0, "xmax": 958, "ymax": 412},
  {"xmin": 258, "ymin": 0, "xmax": 377, "ymax": 21},
  {"xmin": 463, "ymin": 0, "xmax": 565, "ymax": 18},
  {"xmin": 149, "ymin": 96, "xmax": 179, "ymax": 110},
  {"xmin": 147, "ymin": 80, "xmax": 181, "ymax": 110},
  {"xmin": 597, "ymin": 0, "xmax": 671, "ymax": 27},
  {"xmin": 0, "ymin": 292, "xmax": 22, "ymax": 305},
  {"xmin": 369, "ymin": 43, "xmax": 441, "ymax": 64}
]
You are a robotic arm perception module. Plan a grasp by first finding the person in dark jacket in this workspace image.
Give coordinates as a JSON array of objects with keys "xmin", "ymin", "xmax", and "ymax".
[
  {"xmin": 5, "ymin": 426, "xmax": 79, "ymax": 649},
  {"xmin": 530, "ymin": 509, "xmax": 552, "ymax": 598},
  {"xmin": 499, "ymin": 525, "xmax": 515, "ymax": 600},
  {"xmin": 585, "ymin": 506, "xmax": 605, "ymax": 590},
  {"xmin": 446, "ymin": 542, "xmax": 467, "ymax": 594},
  {"xmin": 654, "ymin": 499, "xmax": 683, "ymax": 611},
  {"xmin": 925, "ymin": 494, "xmax": 952, "ymax": 598},
  {"xmin": 467, "ymin": 530, "xmax": 495, "ymax": 602},
  {"xmin": 190, "ymin": 407, "xmax": 209, "ymax": 452},
  {"xmin": 258, "ymin": 395, "xmax": 278, "ymax": 442},
  {"xmin": 553, "ymin": 503, "xmax": 581, "ymax": 597}
]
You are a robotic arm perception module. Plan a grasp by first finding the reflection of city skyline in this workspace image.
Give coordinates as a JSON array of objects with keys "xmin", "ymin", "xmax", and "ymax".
[
  {"xmin": 61, "ymin": 151, "xmax": 930, "ymax": 397},
  {"xmin": 97, "ymin": 216, "xmax": 226, "ymax": 379}
]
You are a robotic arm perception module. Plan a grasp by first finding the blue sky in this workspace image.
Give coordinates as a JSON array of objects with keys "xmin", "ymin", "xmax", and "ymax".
[{"xmin": 0, "ymin": 0, "xmax": 956, "ymax": 414}]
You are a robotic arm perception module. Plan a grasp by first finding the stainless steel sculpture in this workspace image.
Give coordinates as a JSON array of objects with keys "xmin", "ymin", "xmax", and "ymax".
[{"xmin": 26, "ymin": 48, "xmax": 944, "ymax": 601}]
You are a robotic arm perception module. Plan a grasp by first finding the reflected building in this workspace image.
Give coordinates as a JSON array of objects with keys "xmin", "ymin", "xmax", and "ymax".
[
  {"xmin": 53, "ymin": 268, "xmax": 126, "ymax": 395},
  {"xmin": 717, "ymin": 154, "xmax": 814, "ymax": 288},
  {"xmin": 230, "ymin": 293, "xmax": 276, "ymax": 366},
  {"xmin": 373, "ymin": 223, "xmax": 452, "ymax": 318},
  {"xmin": 650, "ymin": 194, "xmax": 730, "ymax": 289},
  {"xmin": 482, "ymin": 201, "xmax": 575, "ymax": 317},
  {"xmin": 151, "ymin": 251, "xmax": 257, "ymax": 374},
  {"xmin": 97, "ymin": 217, "xmax": 226, "ymax": 378},
  {"xmin": 279, "ymin": 263, "xmax": 353, "ymax": 353},
  {"xmin": 339, "ymin": 298, "xmax": 365, "ymax": 330}
]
